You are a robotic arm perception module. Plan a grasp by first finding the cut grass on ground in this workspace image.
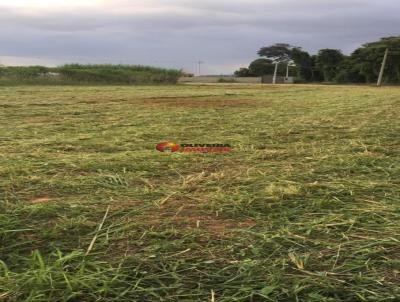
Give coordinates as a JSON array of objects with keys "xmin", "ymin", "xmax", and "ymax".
[{"xmin": 0, "ymin": 84, "xmax": 399, "ymax": 301}]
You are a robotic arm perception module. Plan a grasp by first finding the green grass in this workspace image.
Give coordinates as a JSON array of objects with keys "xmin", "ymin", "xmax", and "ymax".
[{"xmin": 0, "ymin": 84, "xmax": 399, "ymax": 301}]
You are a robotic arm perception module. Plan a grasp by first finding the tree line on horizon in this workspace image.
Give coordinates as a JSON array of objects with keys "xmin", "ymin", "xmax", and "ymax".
[{"xmin": 234, "ymin": 36, "xmax": 400, "ymax": 84}]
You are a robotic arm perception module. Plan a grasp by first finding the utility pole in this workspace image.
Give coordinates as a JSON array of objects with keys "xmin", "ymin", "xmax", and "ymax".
[
  {"xmin": 272, "ymin": 62, "xmax": 279, "ymax": 84},
  {"xmin": 377, "ymin": 48, "xmax": 389, "ymax": 87},
  {"xmin": 286, "ymin": 64, "xmax": 290, "ymax": 78},
  {"xmin": 198, "ymin": 60, "xmax": 204, "ymax": 76}
]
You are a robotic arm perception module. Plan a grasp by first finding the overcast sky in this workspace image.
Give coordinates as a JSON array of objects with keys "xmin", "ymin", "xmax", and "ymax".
[{"xmin": 1, "ymin": 0, "xmax": 399, "ymax": 74}]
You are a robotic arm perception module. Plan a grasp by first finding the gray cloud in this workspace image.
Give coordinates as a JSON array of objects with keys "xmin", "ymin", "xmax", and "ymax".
[{"xmin": 1, "ymin": 0, "xmax": 399, "ymax": 74}]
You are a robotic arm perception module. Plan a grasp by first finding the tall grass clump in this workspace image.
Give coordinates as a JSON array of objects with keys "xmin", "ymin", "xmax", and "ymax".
[
  {"xmin": 58, "ymin": 64, "xmax": 182, "ymax": 84},
  {"xmin": 0, "ymin": 66, "xmax": 61, "ymax": 85},
  {"xmin": 0, "ymin": 64, "xmax": 183, "ymax": 85}
]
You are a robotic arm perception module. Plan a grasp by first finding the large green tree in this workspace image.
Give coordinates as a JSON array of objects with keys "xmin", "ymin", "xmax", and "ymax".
[
  {"xmin": 291, "ymin": 48, "xmax": 313, "ymax": 81},
  {"xmin": 248, "ymin": 58, "xmax": 274, "ymax": 76},
  {"xmin": 315, "ymin": 49, "xmax": 345, "ymax": 82},
  {"xmin": 258, "ymin": 44, "xmax": 315, "ymax": 81},
  {"xmin": 257, "ymin": 43, "xmax": 296, "ymax": 64},
  {"xmin": 335, "ymin": 49, "xmax": 367, "ymax": 83},
  {"xmin": 337, "ymin": 36, "xmax": 400, "ymax": 83},
  {"xmin": 257, "ymin": 43, "xmax": 297, "ymax": 83}
]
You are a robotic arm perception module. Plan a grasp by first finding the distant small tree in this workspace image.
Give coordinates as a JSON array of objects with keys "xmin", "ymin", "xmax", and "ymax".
[
  {"xmin": 315, "ymin": 49, "xmax": 345, "ymax": 82},
  {"xmin": 182, "ymin": 72, "xmax": 194, "ymax": 77},
  {"xmin": 234, "ymin": 67, "xmax": 253, "ymax": 77}
]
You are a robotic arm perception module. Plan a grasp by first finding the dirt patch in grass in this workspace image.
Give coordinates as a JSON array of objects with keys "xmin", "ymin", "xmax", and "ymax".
[
  {"xmin": 105, "ymin": 200, "xmax": 257, "ymax": 259},
  {"xmin": 127, "ymin": 97, "xmax": 263, "ymax": 108},
  {"xmin": 148, "ymin": 201, "xmax": 257, "ymax": 236},
  {"xmin": 75, "ymin": 96, "xmax": 263, "ymax": 107},
  {"xmin": 171, "ymin": 210, "xmax": 256, "ymax": 235},
  {"xmin": 22, "ymin": 116, "xmax": 53, "ymax": 124},
  {"xmin": 383, "ymin": 270, "xmax": 400, "ymax": 284},
  {"xmin": 29, "ymin": 196, "xmax": 53, "ymax": 204},
  {"xmin": 106, "ymin": 199, "xmax": 256, "ymax": 238}
]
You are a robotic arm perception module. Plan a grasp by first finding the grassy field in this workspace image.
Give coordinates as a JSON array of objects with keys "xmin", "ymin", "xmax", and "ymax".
[{"xmin": 0, "ymin": 84, "xmax": 399, "ymax": 301}]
